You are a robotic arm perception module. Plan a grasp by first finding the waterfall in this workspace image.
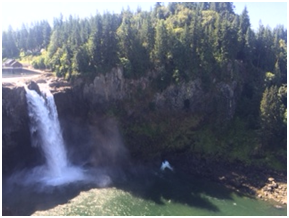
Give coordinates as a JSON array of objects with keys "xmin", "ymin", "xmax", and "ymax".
[
  {"xmin": 25, "ymin": 84, "xmax": 69, "ymax": 176},
  {"xmin": 23, "ymin": 83, "xmax": 85, "ymax": 186},
  {"xmin": 6, "ymin": 82, "xmax": 113, "ymax": 189}
]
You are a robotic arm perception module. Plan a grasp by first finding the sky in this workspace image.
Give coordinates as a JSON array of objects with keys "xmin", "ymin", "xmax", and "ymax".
[{"xmin": 1, "ymin": 1, "xmax": 288, "ymax": 31}]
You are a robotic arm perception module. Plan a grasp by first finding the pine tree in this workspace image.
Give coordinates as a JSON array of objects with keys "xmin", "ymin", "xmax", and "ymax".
[
  {"xmin": 117, "ymin": 10, "xmax": 134, "ymax": 61},
  {"xmin": 260, "ymin": 86, "xmax": 286, "ymax": 148},
  {"xmin": 239, "ymin": 7, "xmax": 250, "ymax": 35},
  {"xmin": 42, "ymin": 20, "xmax": 52, "ymax": 49},
  {"xmin": 2, "ymin": 26, "xmax": 19, "ymax": 58},
  {"xmin": 87, "ymin": 14, "xmax": 103, "ymax": 70},
  {"xmin": 154, "ymin": 19, "xmax": 168, "ymax": 67},
  {"xmin": 101, "ymin": 13, "xmax": 119, "ymax": 69},
  {"xmin": 17, "ymin": 24, "xmax": 29, "ymax": 51}
]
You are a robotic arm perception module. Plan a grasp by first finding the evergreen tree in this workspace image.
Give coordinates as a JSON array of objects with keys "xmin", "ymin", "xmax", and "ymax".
[
  {"xmin": 2, "ymin": 26, "xmax": 19, "ymax": 58},
  {"xmin": 42, "ymin": 20, "xmax": 52, "ymax": 49},
  {"xmin": 139, "ymin": 12, "xmax": 155, "ymax": 63},
  {"xmin": 154, "ymin": 19, "xmax": 168, "ymax": 66},
  {"xmin": 117, "ymin": 10, "xmax": 134, "ymax": 61},
  {"xmin": 101, "ymin": 12, "xmax": 120, "ymax": 69},
  {"xmin": 239, "ymin": 7, "xmax": 250, "ymax": 35},
  {"xmin": 87, "ymin": 14, "xmax": 103, "ymax": 70},
  {"xmin": 72, "ymin": 44, "xmax": 90, "ymax": 74},
  {"xmin": 260, "ymin": 86, "xmax": 286, "ymax": 148},
  {"xmin": 17, "ymin": 24, "xmax": 29, "ymax": 51}
]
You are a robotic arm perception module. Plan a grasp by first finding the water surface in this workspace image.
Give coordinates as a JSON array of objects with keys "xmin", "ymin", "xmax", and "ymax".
[
  {"xmin": 2, "ymin": 68, "xmax": 40, "ymax": 78},
  {"xmin": 3, "ymin": 168, "xmax": 286, "ymax": 216}
]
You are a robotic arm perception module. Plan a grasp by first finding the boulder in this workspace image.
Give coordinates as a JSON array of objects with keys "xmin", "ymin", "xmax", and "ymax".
[
  {"xmin": 263, "ymin": 186, "xmax": 272, "ymax": 192},
  {"xmin": 271, "ymin": 182, "xmax": 278, "ymax": 188},
  {"xmin": 268, "ymin": 177, "xmax": 275, "ymax": 182},
  {"xmin": 27, "ymin": 81, "xmax": 41, "ymax": 95}
]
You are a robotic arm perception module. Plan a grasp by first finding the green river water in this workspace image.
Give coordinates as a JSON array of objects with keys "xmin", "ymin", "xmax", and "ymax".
[{"xmin": 3, "ymin": 167, "xmax": 287, "ymax": 216}]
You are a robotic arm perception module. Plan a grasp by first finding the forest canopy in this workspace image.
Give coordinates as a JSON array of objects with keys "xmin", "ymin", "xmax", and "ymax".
[{"xmin": 2, "ymin": 2, "xmax": 287, "ymax": 81}]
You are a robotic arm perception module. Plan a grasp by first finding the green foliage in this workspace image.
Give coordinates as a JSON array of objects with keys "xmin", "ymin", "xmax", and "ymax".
[
  {"xmin": 264, "ymin": 72, "xmax": 276, "ymax": 86},
  {"xmin": 3, "ymin": 3, "xmax": 287, "ymax": 86},
  {"xmin": 119, "ymin": 57, "xmax": 132, "ymax": 78},
  {"xmin": 172, "ymin": 69, "xmax": 180, "ymax": 84},
  {"xmin": 283, "ymin": 109, "xmax": 287, "ymax": 124},
  {"xmin": 122, "ymin": 113, "xmax": 202, "ymax": 159},
  {"xmin": 260, "ymin": 85, "xmax": 286, "ymax": 148},
  {"xmin": 2, "ymin": 27, "xmax": 19, "ymax": 58},
  {"xmin": 153, "ymin": 19, "xmax": 168, "ymax": 66},
  {"xmin": 72, "ymin": 45, "xmax": 91, "ymax": 75},
  {"xmin": 31, "ymin": 56, "xmax": 46, "ymax": 69}
]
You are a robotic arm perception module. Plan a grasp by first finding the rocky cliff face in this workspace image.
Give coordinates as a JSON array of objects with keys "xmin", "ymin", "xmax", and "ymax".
[
  {"xmin": 2, "ymin": 63, "xmax": 244, "ymax": 175},
  {"xmin": 74, "ymin": 67, "xmax": 151, "ymax": 106},
  {"xmin": 2, "ymin": 77, "xmax": 129, "ymax": 175},
  {"xmin": 72, "ymin": 66, "xmax": 242, "ymax": 120},
  {"xmin": 2, "ymin": 83, "xmax": 43, "ymax": 175}
]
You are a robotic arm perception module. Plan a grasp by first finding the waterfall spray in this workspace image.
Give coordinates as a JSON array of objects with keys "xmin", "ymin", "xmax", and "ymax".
[
  {"xmin": 22, "ymin": 83, "xmax": 86, "ymax": 186},
  {"xmin": 25, "ymin": 84, "xmax": 68, "ymax": 176}
]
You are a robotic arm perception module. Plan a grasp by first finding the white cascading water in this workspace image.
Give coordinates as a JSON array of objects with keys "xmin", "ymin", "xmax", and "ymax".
[{"xmin": 23, "ymin": 83, "xmax": 86, "ymax": 186}]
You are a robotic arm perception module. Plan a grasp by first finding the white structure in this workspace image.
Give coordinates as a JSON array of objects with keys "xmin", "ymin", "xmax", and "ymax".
[{"xmin": 160, "ymin": 160, "xmax": 174, "ymax": 171}]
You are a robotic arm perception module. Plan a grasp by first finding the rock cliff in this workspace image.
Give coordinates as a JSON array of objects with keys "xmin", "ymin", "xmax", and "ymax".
[
  {"xmin": 71, "ymin": 66, "xmax": 242, "ymax": 120},
  {"xmin": 2, "ymin": 63, "xmax": 244, "ymax": 175},
  {"xmin": 2, "ymin": 83, "xmax": 43, "ymax": 175}
]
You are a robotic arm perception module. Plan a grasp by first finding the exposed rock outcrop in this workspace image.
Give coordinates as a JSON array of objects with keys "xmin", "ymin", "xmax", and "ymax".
[
  {"xmin": 153, "ymin": 79, "xmax": 205, "ymax": 112},
  {"xmin": 257, "ymin": 177, "xmax": 287, "ymax": 205},
  {"xmin": 75, "ymin": 67, "xmax": 150, "ymax": 106},
  {"xmin": 71, "ymin": 66, "xmax": 243, "ymax": 120},
  {"xmin": 2, "ymin": 83, "xmax": 42, "ymax": 175}
]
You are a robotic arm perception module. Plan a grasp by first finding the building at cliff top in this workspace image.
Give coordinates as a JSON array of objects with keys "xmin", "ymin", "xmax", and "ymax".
[{"xmin": 3, "ymin": 59, "xmax": 23, "ymax": 68}]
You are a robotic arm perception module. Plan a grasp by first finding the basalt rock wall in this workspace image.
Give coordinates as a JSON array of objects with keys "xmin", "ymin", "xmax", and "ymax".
[
  {"xmin": 70, "ymin": 65, "xmax": 243, "ymax": 120},
  {"xmin": 2, "ymin": 84, "xmax": 43, "ymax": 176},
  {"xmin": 2, "ymin": 62, "xmax": 245, "ymax": 175}
]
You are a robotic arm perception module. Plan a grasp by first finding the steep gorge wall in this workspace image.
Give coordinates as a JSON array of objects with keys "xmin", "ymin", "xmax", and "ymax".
[
  {"xmin": 2, "ymin": 64, "xmax": 245, "ymax": 175},
  {"xmin": 55, "ymin": 65, "xmax": 245, "ymax": 162},
  {"xmin": 2, "ymin": 84, "xmax": 43, "ymax": 175},
  {"xmin": 70, "ymin": 66, "xmax": 243, "ymax": 120}
]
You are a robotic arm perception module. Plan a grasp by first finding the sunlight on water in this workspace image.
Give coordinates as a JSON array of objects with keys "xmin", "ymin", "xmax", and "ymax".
[
  {"xmin": 3, "ymin": 158, "xmax": 287, "ymax": 216},
  {"xmin": 27, "ymin": 171, "xmax": 287, "ymax": 216},
  {"xmin": 31, "ymin": 186, "xmax": 286, "ymax": 216}
]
